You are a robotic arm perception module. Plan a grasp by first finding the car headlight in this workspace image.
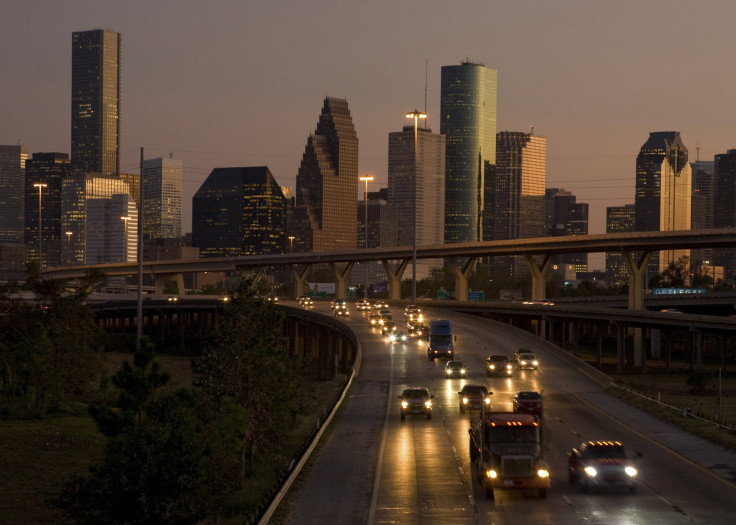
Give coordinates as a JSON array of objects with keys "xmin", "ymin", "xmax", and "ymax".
[
  {"xmin": 520, "ymin": 360, "xmax": 527, "ymax": 365},
  {"xmin": 446, "ymin": 369, "xmax": 452, "ymax": 375},
  {"xmin": 484, "ymin": 397, "xmax": 491, "ymax": 405},
  {"xmin": 489, "ymin": 364, "xmax": 496, "ymax": 370},
  {"xmin": 487, "ymin": 469, "xmax": 497, "ymax": 479},
  {"xmin": 506, "ymin": 364, "xmax": 512, "ymax": 370},
  {"xmin": 537, "ymin": 469, "xmax": 550, "ymax": 478},
  {"xmin": 460, "ymin": 369, "xmax": 466, "ymax": 374},
  {"xmin": 532, "ymin": 360, "xmax": 538, "ymax": 366},
  {"xmin": 625, "ymin": 466, "xmax": 638, "ymax": 477},
  {"xmin": 462, "ymin": 397, "xmax": 469, "ymax": 404},
  {"xmin": 584, "ymin": 466, "xmax": 598, "ymax": 478},
  {"xmin": 401, "ymin": 401, "xmax": 408, "ymax": 409},
  {"xmin": 424, "ymin": 401, "xmax": 432, "ymax": 409}
]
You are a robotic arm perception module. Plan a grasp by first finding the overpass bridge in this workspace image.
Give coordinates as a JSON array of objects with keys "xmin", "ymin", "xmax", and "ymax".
[{"xmin": 41, "ymin": 228, "xmax": 736, "ymax": 313}]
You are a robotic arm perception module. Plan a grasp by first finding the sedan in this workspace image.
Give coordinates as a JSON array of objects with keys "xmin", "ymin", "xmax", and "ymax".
[
  {"xmin": 444, "ymin": 360, "xmax": 467, "ymax": 378},
  {"xmin": 517, "ymin": 353, "xmax": 539, "ymax": 370}
]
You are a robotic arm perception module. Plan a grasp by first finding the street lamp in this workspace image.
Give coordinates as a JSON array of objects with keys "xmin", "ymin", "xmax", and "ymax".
[
  {"xmin": 288, "ymin": 236, "xmax": 295, "ymax": 296},
  {"xmin": 359, "ymin": 174, "xmax": 374, "ymax": 299},
  {"xmin": 288, "ymin": 235, "xmax": 295, "ymax": 253},
  {"xmin": 406, "ymin": 110, "xmax": 426, "ymax": 304},
  {"xmin": 33, "ymin": 183, "xmax": 47, "ymax": 267}
]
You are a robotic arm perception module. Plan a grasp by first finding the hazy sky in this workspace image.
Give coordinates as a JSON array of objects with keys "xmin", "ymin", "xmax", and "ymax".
[{"xmin": 4, "ymin": 1, "xmax": 736, "ymax": 269}]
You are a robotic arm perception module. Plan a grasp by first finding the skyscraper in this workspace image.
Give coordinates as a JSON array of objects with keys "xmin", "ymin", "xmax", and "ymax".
[
  {"xmin": 142, "ymin": 157, "xmax": 182, "ymax": 242},
  {"xmin": 441, "ymin": 61, "xmax": 497, "ymax": 244},
  {"xmin": 71, "ymin": 29, "xmax": 121, "ymax": 177},
  {"xmin": 494, "ymin": 131, "xmax": 546, "ymax": 279},
  {"xmin": 388, "ymin": 125, "xmax": 445, "ymax": 278},
  {"xmin": 192, "ymin": 166, "xmax": 286, "ymax": 258},
  {"xmin": 713, "ymin": 149, "xmax": 736, "ymax": 281},
  {"xmin": 24, "ymin": 152, "xmax": 71, "ymax": 267},
  {"xmin": 291, "ymin": 97, "xmax": 358, "ymax": 252},
  {"xmin": 690, "ymin": 160, "xmax": 714, "ymax": 268},
  {"xmin": 635, "ymin": 132, "xmax": 691, "ymax": 272},
  {"xmin": 0, "ymin": 144, "xmax": 28, "ymax": 243},
  {"xmin": 545, "ymin": 188, "xmax": 589, "ymax": 273},
  {"xmin": 606, "ymin": 204, "xmax": 636, "ymax": 285}
]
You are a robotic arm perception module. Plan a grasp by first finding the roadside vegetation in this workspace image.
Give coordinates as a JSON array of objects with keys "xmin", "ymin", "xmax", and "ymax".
[{"xmin": 0, "ymin": 273, "xmax": 346, "ymax": 524}]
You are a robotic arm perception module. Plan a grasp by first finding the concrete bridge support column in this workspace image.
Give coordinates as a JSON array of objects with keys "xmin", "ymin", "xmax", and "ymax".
[
  {"xmin": 623, "ymin": 250, "xmax": 652, "ymax": 369},
  {"xmin": 692, "ymin": 328, "xmax": 703, "ymax": 370},
  {"xmin": 447, "ymin": 256, "xmax": 477, "ymax": 301},
  {"xmin": 382, "ymin": 259, "xmax": 409, "ymax": 301},
  {"xmin": 615, "ymin": 323, "xmax": 624, "ymax": 374},
  {"xmin": 155, "ymin": 273, "xmax": 185, "ymax": 295},
  {"xmin": 289, "ymin": 264, "xmax": 312, "ymax": 298},
  {"xmin": 524, "ymin": 253, "xmax": 554, "ymax": 302},
  {"xmin": 329, "ymin": 261, "xmax": 355, "ymax": 300}
]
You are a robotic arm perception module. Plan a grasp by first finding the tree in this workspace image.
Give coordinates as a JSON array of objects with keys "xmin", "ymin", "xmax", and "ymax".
[{"xmin": 650, "ymin": 255, "xmax": 691, "ymax": 288}]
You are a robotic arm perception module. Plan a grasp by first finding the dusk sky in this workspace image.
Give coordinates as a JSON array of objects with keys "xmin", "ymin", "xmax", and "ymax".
[{"xmin": 4, "ymin": 1, "xmax": 736, "ymax": 269}]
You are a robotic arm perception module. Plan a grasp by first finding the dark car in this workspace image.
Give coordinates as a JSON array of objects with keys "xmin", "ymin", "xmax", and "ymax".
[
  {"xmin": 486, "ymin": 354, "xmax": 512, "ymax": 376},
  {"xmin": 381, "ymin": 321, "xmax": 397, "ymax": 335},
  {"xmin": 369, "ymin": 313, "xmax": 381, "ymax": 327},
  {"xmin": 568, "ymin": 440, "xmax": 640, "ymax": 493},
  {"xmin": 398, "ymin": 387, "xmax": 433, "ymax": 420},
  {"xmin": 444, "ymin": 360, "xmax": 467, "ymax": 378},
  {"xmin": 457, "ymin": 384, "xmax": 492, "ymax": 414},
  {"xmin": 513, "ymin": 390, "xmax": 543, "ymax": 416}
]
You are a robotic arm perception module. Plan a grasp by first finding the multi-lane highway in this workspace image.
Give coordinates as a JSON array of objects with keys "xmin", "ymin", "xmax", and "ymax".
[{"xmin": 278, "ymin": 301, "xmax": 736, "ymax": 524}]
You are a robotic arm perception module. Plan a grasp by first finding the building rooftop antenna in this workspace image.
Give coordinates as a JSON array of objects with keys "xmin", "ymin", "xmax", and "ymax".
[
  {"xmin": 696, "ymin": 140, "xmax": 700, "ymax": 162},
  {"xmin": 424, "ymin": 59, "xmax": 428, "ymax": 128}
]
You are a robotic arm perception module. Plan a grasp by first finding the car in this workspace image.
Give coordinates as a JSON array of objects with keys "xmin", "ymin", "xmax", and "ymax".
[
  {"xmin": 513, "ymin": 390, "xmax": 543, "ymax": 416},
  {"xmin": 334, "ymin": 306, "xmax": 350, "ymax": 317},
  {"xmin": 301, "ymin": 297, "xmax": 314, "ymax": 307},
  {"xmin": 515, "ymin": 347, "xmax": 534, "ymax": 360},
  {"xmin": 356, "ymin": 299, "xmax": 371, "ymax": 311},
  {"xmin": 444, "ymin": 360, "xmax": 467, "ymax": 378},
  {"xmin": 373, "ymin": 300, "xmax": 388, "ymax": 310},
  {"xmin": 486, "ymin": 354, "xmax": 513, "ymax": 376},
  {"xmin": 266, "ymin": 294, "xmax": 278, "ymax": 302},
  {"xmin": 381, "ymin": 321, "xmax": 397, "ymax": 335},
  {"xmin": 408, "ymin": 322, "xmax": 428, "ymax": 338},
  {"xmin": 404, "ymin": 305, "xmax": 423, "ymax": 323},
  {"xmin": 331, "ymin": 299, "xmax": 347, "ymax": 310},
  {"xmin": 369, "ymin": 313, "xmax": 381, "ymax": 326},
  {"xmin": 296, "ymin": 295, "xmax": 307, "ymax": 304},
  {"xmin": 389, "ymin": 331, "xmax": 408, "ymax": 343},
  {"xmin": 568, "ymin": 440, "xmax": 640, "ymax": 493},
  {"xmin": 457, "ymin": 384, "xmax": 492, "ymax": 414},
  {"xmin": 378, "ymin": 309, "xmax": 392, "ymax": 326},
  {"xmin": 398, "ymin": 387, "xmax": 433, "ymax": 420},
  {"xmin": 517, "ymin": 353, "xmax": 539, "ymax": 370}
]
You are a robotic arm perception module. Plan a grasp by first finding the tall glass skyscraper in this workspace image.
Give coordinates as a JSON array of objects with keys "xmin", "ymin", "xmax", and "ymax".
[
  {"xmin": 71, "ymin": 29, "xmax": 121, "ymax": 177},
  {"xmin": 635, "ymin": 131, "xmax": 691, "ymax": 272},
  {"xmin": 142, "ymin": 157, "xmax": 182, "ymax": 242},
  {"xmin": 440, "ymin": 61, "xmax": 497, "ymax": 244},
  {"xmin": 606, "ymin": 204, "xmax": 636, "ymax": 285},
  {"xmin": 292, "ymin": 97, "xmax": 358, "ymax": 252},
  {"xmin": 388, "ymin": 125, "xmax": 445, "ymax": 278},
  {"xmin": 494, "ymin": 131, "xmax": 546, "ymax": 279},
  {"xmin": 0, "ymin": 144, "xmax": 27, "ymax": 243}
]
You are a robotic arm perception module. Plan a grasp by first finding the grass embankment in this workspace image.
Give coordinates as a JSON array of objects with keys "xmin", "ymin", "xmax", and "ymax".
[
  {"xmin": 571, "ymin": 349, "xmax": 736, "ymax": 452},
  {"xmin": 0, "ymin": 353, "xmax": 346, "ymax": 524}
]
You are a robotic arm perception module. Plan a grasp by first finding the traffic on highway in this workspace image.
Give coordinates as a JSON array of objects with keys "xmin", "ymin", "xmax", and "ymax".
[{"xmin": 279, "ymin": 298, "xmax": 736, "ymax": 524}]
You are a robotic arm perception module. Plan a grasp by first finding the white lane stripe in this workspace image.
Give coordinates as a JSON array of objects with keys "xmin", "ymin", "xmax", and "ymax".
[{"xmin": 367, "ymin": 342, "xmax": 393, "ymax": 525}]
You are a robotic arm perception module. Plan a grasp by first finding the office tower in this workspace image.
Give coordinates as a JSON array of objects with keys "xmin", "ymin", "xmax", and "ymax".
[
  {"xmin": 635, "ymin": 132, "xmax": 691, "ymax": 273},
  {"xmin": 71, "ymin": 29, "xmax": 121, "ymax": 177},
  {"xmin": 494, "ymin": 131, "xmax": 546, "ymax": 279},
  {"xmin": 441, "ymin": 61, "xmax": 497, "ymax": 244},
  {"xmin": 291, "ymin": 97, "xmax": 358, "ymax": 252},
  {"xmin": 690, "ymin": 160, "xmax": 714, "ymax": 268},
  {"xmin": 142, "ymin": 157, "xmax": 182, "ymax": 242},
  {"xmin": 24, "ymin": 153, "xmax": 71, "ymax": 267},
  {"xmin": 86, "ymin": 193, "xmax": 137, "ymax": 264},
  {"xmin": 713, "ymin": 150, "xmax": 736, "ymax": 281},
  {"xmin": 388, "ymin": 125, "xmax": 445, "ymax": 279},
  {"xmin": 61, "ymin": 173, "xmax": 133, "ymax": 264},
  {"xmin": 0, "ymin": 145, "xmax": 28, "ymax": 243},
  {"xmin": 606, "ymin": 204, "xmax": 636, "ymax": 286},
  {"xmin": 353, "ymin": 189, "xmax": 399, "ymax": 291},
  {"xmin": 121, "ymin": 172, "xmax": 140, "ymax": 207},
  {"xmin": 545, "ymin": 188, "xmax": 589, "ymax": 274},
  {"xmin": 192, "ymin": 166, "xmax": 286, "ymax": 258}
]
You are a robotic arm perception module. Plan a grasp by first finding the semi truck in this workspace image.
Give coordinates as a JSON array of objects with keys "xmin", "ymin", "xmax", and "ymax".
[
  {"xmin": 427, "ymin": 319, "xmax": 454, "ymax": 360},
  {"xmin": 468, "ymin": 411, "xmax": 550, "ymax": 499}
]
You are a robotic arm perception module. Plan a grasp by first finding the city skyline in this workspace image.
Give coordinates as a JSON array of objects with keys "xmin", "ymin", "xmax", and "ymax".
[{"xmin": 5, "ymin": 2, "xmax": 736, "ymax": 270}]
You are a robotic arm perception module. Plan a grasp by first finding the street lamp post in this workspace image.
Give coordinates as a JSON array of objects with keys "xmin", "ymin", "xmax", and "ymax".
[
  {"xmin": 288, "ymin": 235, "xmax": 295, "ymax": 296},
  {"xmin": 33, "ymin": 183, "xmax": 47, "ymax": 267},
  {"xmin": 359, "ymin": 174, "xmax": 374, "ymax": 299},
  {"xmin": 406, "ymin": 110, "xmax": 426, "ymax": 304}
]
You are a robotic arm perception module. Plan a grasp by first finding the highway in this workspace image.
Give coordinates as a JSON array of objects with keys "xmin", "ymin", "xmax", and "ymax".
[{"xmin": 278, "ymin": 301, "xmax": 736, "ymax": 524}]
